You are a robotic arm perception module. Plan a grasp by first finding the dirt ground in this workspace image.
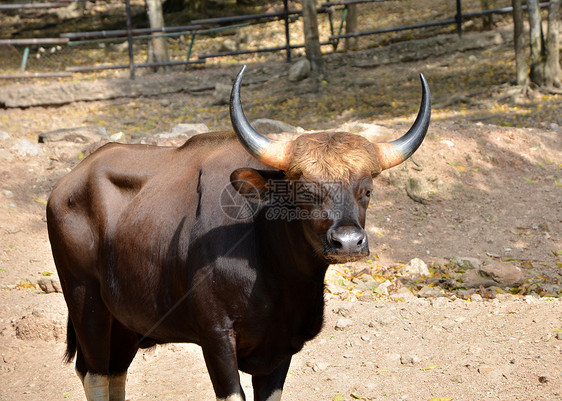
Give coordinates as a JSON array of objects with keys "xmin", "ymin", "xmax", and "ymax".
[{"xmin": 1, "ymin": 27, "xmax": 561, "ymax": 401}]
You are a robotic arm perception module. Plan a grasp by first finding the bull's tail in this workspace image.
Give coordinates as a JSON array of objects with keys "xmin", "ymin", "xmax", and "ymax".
[{"xmin": 63, "ymin": 315, "xmax": 77, "ymax": 364}]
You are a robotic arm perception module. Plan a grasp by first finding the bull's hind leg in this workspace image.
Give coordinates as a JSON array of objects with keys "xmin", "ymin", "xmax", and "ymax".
[
  {"xmin": 64, "ymin": 281, "xmax": 130, "ymax": 401},
  {"xmin": 107, "ymin": 320, "xmax": 139, "ymax": 401}
]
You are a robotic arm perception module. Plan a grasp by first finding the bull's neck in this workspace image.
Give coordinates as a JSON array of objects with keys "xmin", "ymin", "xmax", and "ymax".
[{"xmin": 255, "ymin": 212, "xmax": 329, "ymax": 280}]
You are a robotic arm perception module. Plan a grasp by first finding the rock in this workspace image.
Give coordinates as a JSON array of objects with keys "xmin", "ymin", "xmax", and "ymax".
[
  {"xmin": 212, "ymin": 83, "xmax": 231, "ymax": 106},
  {"xmin": 461, "ymin": 269, "xmax": 497, "ymax": 288},
  {"xmin": 400, "ymin": 258, "xmax": 429, "ymax": 278},
  {"xmin": 470, "ymin": 293, "xmax": 484, "ymax": 302},
  {"xmin": 2, "ymin": 190, "xmax": 14, "ymax": 199},
  {"xmin": 538, "ymin": 375, "xmax": 551, "ymax": 383},
  {"xmin": 355, "ymin": 274, "xmax": 378, "ymax": 292},
  {"xmin": 219, "ymin": 38, "xmax": 237, "ymax": 53},
  {"xmin": 250, "ymin": 119, "xmax": 297, "ymax": 134},
  {"xmin": 288, "ymin": 59, "xmax": 311, "ymax": 82},
  {"xmin": 335, "ymin": 318, "xmax": 353, "ymax": 330},
  {"xmin": 110, "ymin": 132, "xmax": 126, "ymax": 142},
  {"xmin": 0, "ymin": 131, "xmax": 10, "ymax": 141},
  {"xmin": 417, "ymin": 285, "xmax": 444, "ymax": 298},
  {"xmin": 38, "ymin": 126, "xmax": 108, "ymax": 143},
  {"xmin": 13, "ymin": 312, "xmax": 65, "ymax": 342},
  {"xmin": 430, "ymin": 297, "xmax": 449, "ymax": 308},
  {"xmin": 10, "ymin": 138, "xmax": 43, "ymax": 156},
  {"xmin": 481, "ymin": 262, "xmax": 524, "ymax": 286},
  {"xmin": 374, "ymin": 280, "xmax": 392, "ymax": 295},
  {"xmin": 336, "ymin": 122, "xmax": 394, "ymax": 141},
  {"xmin": 171, "ymin": 123, "xmax": 209, "ymax": 136},
  {"xmin": 37, "ymin": 277, "xmax": 62, "ymax": 294},
  {"xmin": 400, "ymin": 355, "xmax": 420, "ymax": 365},
  {"xmin": 556, "ymin": 332, "xmax": 562, "ymax": 340},
  {"xmin": 450, "ymin": 256, "xmax": 482, "ymax": 271},
  {"xmin": 389, "ymin": 287, "xmax": 416, "ymax": 301},
  {"xmin": 332, "ymin": 303, "xmax": 353, "ymax": 317},
  {"xmin": 312, "ymin": 362, "xmax": 328, "ymax": 372}
]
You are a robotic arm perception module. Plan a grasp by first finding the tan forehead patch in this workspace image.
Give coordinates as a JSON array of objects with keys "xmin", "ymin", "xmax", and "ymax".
[{"xmin": 285, "ymin": 132, "xmax": 381, "ymax": 181}]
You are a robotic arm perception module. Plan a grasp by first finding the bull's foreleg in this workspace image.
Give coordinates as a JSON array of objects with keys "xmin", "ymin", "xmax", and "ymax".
[
  {"xmin": 202, "ymin": 329, "xmax": 246, "ymax": 401},
  {"xmin": 252, "ymin": 357, "xmax": 291, "ymax": 401}
]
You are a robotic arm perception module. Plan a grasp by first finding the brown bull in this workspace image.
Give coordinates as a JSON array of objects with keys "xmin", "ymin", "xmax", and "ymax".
[{"xmin": 47, "ymin": 65, "xmax": 430, "ymax": 401}]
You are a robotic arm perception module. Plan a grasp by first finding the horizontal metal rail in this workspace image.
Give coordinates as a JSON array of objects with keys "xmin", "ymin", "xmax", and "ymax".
[
  {"xmin": 0, "ymin": 2, "xmax": 69, "ymax": 10},
  {"xmin": 65, "ymin": 59, "xmax": 205, "ymax": 73},
  {"xmin": 197, "ymin": 41, "xmax": 334, "ymax": 59},
  {"xmin": 0, "ymin": 38, "xmax": 69, "ymax": 45},
  {"xmin": 61, "ymin": 25, "xmax": 202, "ymax": 40},
  {"xmin": 321, "ymin": 0, "xmax": 388, "ymax": 7},
  {"xmin": 0, "ymin": 72, "xmax": 72, "ymax": 79},
  {"xmin": 330, "ymin": 1, "xmax": 552, "ymax": 41},
  {"xmin": 330, "ymin": 18, "xmax": 456, "ymax": 39}
]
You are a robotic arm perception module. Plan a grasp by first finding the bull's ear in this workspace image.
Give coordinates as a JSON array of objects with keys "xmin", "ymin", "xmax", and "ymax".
[{"xmin": 230, "ymin": 168, "xmax": 284, "ymax": 199}]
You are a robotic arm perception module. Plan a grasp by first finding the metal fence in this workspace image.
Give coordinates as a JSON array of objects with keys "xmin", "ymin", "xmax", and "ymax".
[{"xmin": 0, "ymin": 0, "xmax": 539, "ymax": 81}]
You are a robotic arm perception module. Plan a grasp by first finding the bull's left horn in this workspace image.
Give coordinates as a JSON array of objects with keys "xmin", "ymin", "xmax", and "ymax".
[
  {"xmin": 230, "ymin": 65, "xmax": 293, "ymax": 171},
  {"xmin": 375, "ymin": 73, "xmax": 431, "ymax": 171}
]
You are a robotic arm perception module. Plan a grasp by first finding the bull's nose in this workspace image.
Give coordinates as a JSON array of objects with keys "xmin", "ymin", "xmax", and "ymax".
[{"xmin": 328, "ymin": 226, "xmax": 367, "ymax": 254}]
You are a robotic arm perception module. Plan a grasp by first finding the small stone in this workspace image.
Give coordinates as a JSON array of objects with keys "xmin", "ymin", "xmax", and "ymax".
[
  {"xmin": 355, "ymin": 274, "xmax": 378, "ymax": 292},
  {"xmin": 250, "ymin": 119, "xmax": 296, "ymax": 134},
  {"xmin": 400, "ymin": 258, "xmax": 429, "ymax": 278},
  {"xmin": 417, "ymin": 285, "xmax": 444, "ymax": 298},
  {"xmin": 450, "ymin": 256, "xmax": 482, "ymax": 271},
  {"xmin": 37, "ymin": 277, "xmax": 62, "ymax": 294},
  {"xmin": 470, "ymin": 293, "xmax": 484, "ymax": 302},
  {"xmin": 110, "ymin": 132, "xmax": 126, "ymax": 142},
  {"xmin": 400, "ymin": 355, "xmax": 419, "ymax": 365},
  {"xmin": 431, "ymin": 297, "xmax": 449, "ymax": 308},
  {"xmin": 38, "ymin": 126, "xmax": 108, "ymax": 143},
  {"xmin": 10, "ymin": 139, "xmax": 43, "ymax": 157},
  {"xmin": 312, "ymin": 362, "xmax": 328, "ymax": 372},
  {"xmin": 461, "ymin": 269, "xmax": 497, "ymax": 288},
  {"xmin": 481, "ymin": 262, "xmax": 524, "ymax": 286},
  {"xmin": 288, "ymin": 59, "xmax": 311, "ymax": 82},
  {"xmin": 170, "ymin": 123, "xmax": 209, "ymax": 136},
  {"xmin": 538, "ymin": 375, "xmax": 551, "ymax": 383},
  {"xmin": 389, "ymin": 287, "xmax": 416, "ymax": 301},
  {"xmin": 211, "ymin": 83, "xmax": 231, "ymax": 106},
  {"xmin": 555, "ymin": 332, "xmax": 562, "ymax": 340},
  {"xmin": 2, "ymin": 190, "xmax": 14, "ymax": 199},
  {"xmin": 335, "ymin": 318, "xmax": 353, "ymax": 331}
]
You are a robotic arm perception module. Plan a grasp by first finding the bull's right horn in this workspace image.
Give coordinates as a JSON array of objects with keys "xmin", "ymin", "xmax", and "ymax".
[{"xmin": 374, "ymin": 73, "xmax": 431, "ymax": 171}]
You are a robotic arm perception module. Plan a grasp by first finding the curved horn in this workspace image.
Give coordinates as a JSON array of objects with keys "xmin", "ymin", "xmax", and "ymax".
[
  {"xmin": 230, "ymin": 65, "xmax": 293, "ymax": 170},
  {"xmin": 375, "ymin": 73, "xmax": 431, "ymax": 171}
]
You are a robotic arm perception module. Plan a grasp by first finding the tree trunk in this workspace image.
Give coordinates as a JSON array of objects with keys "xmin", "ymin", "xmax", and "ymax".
[
  {"xmin": 527, "ymin": 0, "xmax": 544, "ymax": 85},
  {"xmin": 301, "ymin": 0, "xmax": 325, "ymax": 75},
  {"xmin": 344, "ymin": 4, "xmax": 358, "ymax": 51},
  {"xmin": 146, "ymin": 0, "xmax": 169, "ymax": 69},
  {"xmin": 480, "ymin": 0, "xmax": 493, "ymax": 30},
  {"xmin": 544, "ymin": 0, "xmax": 560, "ymax": 88},
  {"xmin": 512, "ymin": 0, "xmax": 528, "ymax": 86}
]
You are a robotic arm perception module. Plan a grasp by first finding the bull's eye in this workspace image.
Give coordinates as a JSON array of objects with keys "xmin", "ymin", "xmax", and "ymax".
[{"xmin": 365, "ymin": 190, "xmax": 371, "ymax": 198}]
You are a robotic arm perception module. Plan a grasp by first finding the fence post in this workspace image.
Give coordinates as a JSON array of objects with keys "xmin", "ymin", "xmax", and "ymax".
[
  {"xmin": 283, "ymin": 0, "xmax": 291, "ymax": 63},
  {"xmin": 125, "ymin": 0, "xmax": 135, "ymax": 79},
  {"xmin": 456, "ymin": 0, "xmax": 463, "ymax": 36}
]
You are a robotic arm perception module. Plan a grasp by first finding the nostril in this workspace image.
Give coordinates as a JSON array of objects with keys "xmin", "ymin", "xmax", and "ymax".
[{"xmin": 330, "ymin": 231, "xmax": 343, "ymax": 248}]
